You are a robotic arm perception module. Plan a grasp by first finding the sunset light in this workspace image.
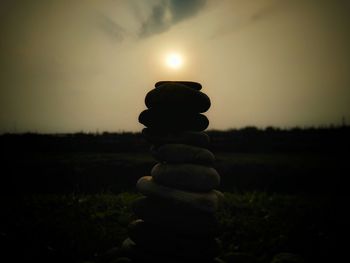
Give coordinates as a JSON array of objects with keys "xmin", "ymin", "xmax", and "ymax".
[{"xmin": 165, "ymin": 53, "xmax": 183, "ymax": 69}]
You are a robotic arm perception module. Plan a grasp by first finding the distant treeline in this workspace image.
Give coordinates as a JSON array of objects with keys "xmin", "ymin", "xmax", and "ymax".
[{"xmin": 1, "ymin": 126, "xmax": 349, "ymax": 153}]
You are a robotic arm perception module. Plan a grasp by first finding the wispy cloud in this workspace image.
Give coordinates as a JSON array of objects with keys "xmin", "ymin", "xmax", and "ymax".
[
  {"xmin": 97, "ymin": 14, "xmax": 126, "ymax": 42},
  {"xmin": 211, "ymin": 0, "xmax": 285, "ymax": 38},
  {"xmin": 139, "ymin": 0, "xmax": 207, "ymax": 38}
]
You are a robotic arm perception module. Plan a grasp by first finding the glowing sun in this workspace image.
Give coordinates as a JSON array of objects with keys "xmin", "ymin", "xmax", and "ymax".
[{"xmin": 165, "ymin": 53, "xmax": 183, "ymax": 69}]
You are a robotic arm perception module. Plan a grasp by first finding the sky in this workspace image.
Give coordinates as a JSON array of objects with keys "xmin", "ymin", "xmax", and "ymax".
[{"xmin": 1, "ymin": 0, "xmax": 350, "ymax": 133}]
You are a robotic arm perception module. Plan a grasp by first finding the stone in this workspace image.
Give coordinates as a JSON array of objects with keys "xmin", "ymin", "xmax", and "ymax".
[
  {"xmin": 131, "ymin": 198, "xmax": 219, "ymax": 237},
  {"xmin": 131, "ymin": 246, "xmax": 219, "ymax": 263},
  {"xmin": 132, "ymin": 214, "xmax": 218, "ymax": 238},
  {"xmin": 138, "ymin": 109, "xmax": 209, "ymax": 131},
  {"xmin": 111, "ymin": 257, "xmax": 132, "ymax": 263},
  {"xmin": 131, "ymin": 80, "xmax": 221, "ymax": 262},
  {"xmin": 99, "ymin": 247, "xmax": 122, "ymax": 262},
  {"xmin": 223, "ymin": 252, "xmax": 258, "ymax": 263},
  {"xmin": 142, "ymin": 128, "xmax": 210, "ymax": 148},
  {"xmin": 129, "ymin": 225, "xmax": 220, "ymax": 259},
  {"xmin": 128, "ymin": 220, "xmax": 149, "ymax": 247},
  {"xmin": 145, "ymin": 83, "xmax": 211, "ymax": 113},
  {"xmin": 155, "ymin": 81, "xmax": 202, "ymax": 91},
  {"xmin": 150, "ymin": 143, "xmax": 215, "ymax": 164},
  {"xmin": 151, "ymin": 163, "xmax": 220, "ymax": 192},
  {"xmin": 212, "ymin": 190, "xmax": 225, "ymax": 209},
  {"xmin": 127, "ymin": 219, "xmax": 148, "ymax": 241},
  {"xmin": 136, "ymin": 176, "xmax": 219, "ymax": 213},
  {"xmin": 271, "ymin": 253, "xmax": 305, "ymax": 263},
  {"xmin": 121, "ymin": 238, "xmax": 136, "ymax": 255},
  {"xmin": 128, "ymin": 219, "xmax": 217, "ymax": 245},
  {"xmin": 214, "ymin": 258, "xmax": 227, "ymax": 263},
  {"xmin": 130, "ymin": 249, "xmax": 174, "ymax": 263},
  {"xmin": 132, "ymin": 196, "xmax": 213, "ymax": 217}
]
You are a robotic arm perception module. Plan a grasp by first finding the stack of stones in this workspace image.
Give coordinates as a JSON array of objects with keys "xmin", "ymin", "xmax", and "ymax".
[{"xmin": 124, "ymin": 81, "xmax": 223, "ymax": 263}]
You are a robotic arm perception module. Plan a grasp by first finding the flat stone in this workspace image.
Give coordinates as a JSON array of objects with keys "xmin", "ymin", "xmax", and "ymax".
[
  {"xmin": 212, "ymin": 190, "xmax": 225, "ymax": 208},
  {"xmin": 121, "ymin": 237, "xmax": 136, "ymax": 255},
  {"xmin": 128, "ymin": 219, "xmax": 149, "ymax": 242},
  {"xmin": 131, "ymin": 197, "xmax": 219, "ymax": 237},
  {"xmin": 222, "ymin": 252, "xmax": 258, "ymax": 263},
  {"xmin": 136, "ymin": 176, "xmax": 219, "ymax": 213},
  {"xmin": 150, "ymin": 143, "xmax": 215, "ymax": 164},
  {"xmin": 131, "ymin": 246, "xmax": 219, "ymax": 263},
  {"xmin": 128, "ymin": 219, "xmax": 216, "ymax": 243},
  {"xmin": 214, "ymin": 257, "xmax": 226, "ymax": 263},
  {"xmin": 271, "ymin": 253, "xmax": 305, "ymax": 263},
  {"xmin": 155, "ymin": 81, "xmax": 202, "ymax": 91},
  {"xmin": 138, "ymin": 109, "xmax": 209, "ymax": 131},
  {"xmin": 128, "ymin": 221, "xmax": 220, "ymax": 259},
  {"xmin": 145, "ymin": 83, "xmax": 211, "ymax": 113},
  {"xmin": 111, "ymin": 257, "xmax": 132, "ymax": 263},
  {"xmin": 129, "ymin": 249, "xmax": 179, "ymax": 263},
  {"xmin": 132, "ymin": 196, "xmax": 213, "ymax": 217},
  {"xmin": 151, "ymin": 163, "xmax": 220, "ymax": 192},
  {"xmin": 100, "ymin": 247, "xmax": 122, "ymax": 262},
  {"xmin": 142, "ymin": 128, "xmax": 210, "ymax": 148}
]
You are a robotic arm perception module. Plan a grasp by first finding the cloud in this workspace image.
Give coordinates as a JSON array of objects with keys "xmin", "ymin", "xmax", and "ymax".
[
  {"xmin": 209, "ymin": 0, "xmax": 289, "ymax": 39},
  {"xmin": 139, "ymin": 0, "xmax": 207, "ymax": 38},
  {"xmin": 97, "ymin": 14, "xmax": 126, "ymax": 42}
]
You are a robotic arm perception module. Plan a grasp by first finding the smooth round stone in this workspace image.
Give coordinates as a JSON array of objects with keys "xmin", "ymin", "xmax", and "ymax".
[
  {"xmin": 128, "ymin": 219, "xmax": 215, "ymax": 243},
  {"xmin": 271, "ymin": 253, "xmax": 305, "ymax": 263},
  {"xmin": 128, "ymin": 219, "xmax": 149, "ymax": 243},
  {"xmin": 137, "ymin": 238, "xmax": 220, "ymax": 259},
  {"xmin": 222, "ymin": 252, "xmax": 258, "ymax": 263},
  {"xmin": 132, "ymin": 196, "xmax": 213, "ymax": 216},
  {"xmin": 151, "ymin": 163, "xmax": 220, "ymax": 192},
  {"xmin": 121, "ymin": 237, "xmax": 136, "ymax": 255},
  {"xmin": 214, "ymin": 257, "xmax": 226, "ymax": 263},
  {"xmin": 142, "ymin": 128, "xmax": 210, "ymax": 148},
  {"xmin": 151, "ymin": 143, "xmax": 215, "ymax": 164},
  {"xmin": 112, "ymin": 257, "xmax": 132, "ymax": 263},
  {"xmin": 131, "ymin": 246, "xmax": 218, "ymax": 263},
  {"xmin": 213, "ymin": 190, "xmax": 225, "ymax": 208},
  {"xmin": 145, "ymin": 83, "xmax": 211, "ymax": 113},
  {"xmin": 131, "ymin": 197, "xmax": 219, "ymax": 237},
  {"xmin": 130, "ymin": 249, "xmax": 180, "ymax": 263},
  {"xmin": 136, "ymin": 176, "xmax": 219, "ymax": 213},
  {"xmin": 128, "ymin": 221, "xmax": 220, "ymax": 259},
  {"xmin": 155, "ymin": 81, "xmax": 202, "ymax": 91},
  {"xmin": 138, "ymin": 109, "xmax": 209, "ymax": 131},
  {"xmin": 100, "ymin": 247, "xmax": 122, "ymax": 262}
]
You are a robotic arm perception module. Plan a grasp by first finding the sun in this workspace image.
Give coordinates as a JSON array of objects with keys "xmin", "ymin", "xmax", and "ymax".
[{"xmin": 165, "ymin": 53, "xmax": 183, "ymax": 69}]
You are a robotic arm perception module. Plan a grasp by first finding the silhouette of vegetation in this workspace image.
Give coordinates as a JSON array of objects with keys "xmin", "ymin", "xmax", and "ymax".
[
  {"xmin": 208, "ymin": 125, "xmax": 350, "ymax": 153},
  {"xmin": 1, "ymin": 125, "xmax": 349, "ymax": 153},
  {"xmin": 1, "ymin": 126, "xmax": 349, "ymax": 194}
]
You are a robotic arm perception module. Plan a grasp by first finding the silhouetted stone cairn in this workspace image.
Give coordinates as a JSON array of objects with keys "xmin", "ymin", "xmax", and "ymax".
[{"xmin": 124, "ymin": 81, "xmax": 223, "ymax": 263}]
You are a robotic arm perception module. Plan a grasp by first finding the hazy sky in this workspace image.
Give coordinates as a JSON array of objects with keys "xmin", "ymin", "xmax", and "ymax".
[{"xmin": 1, "ymin": 0, "xmax": 350, "ymax": 133}]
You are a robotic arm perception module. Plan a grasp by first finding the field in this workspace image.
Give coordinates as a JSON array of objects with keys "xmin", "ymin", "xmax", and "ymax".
[
  {"xmin": 0, "ymin": 129, "xmax": 349, "ymax": 262},
  {"xmin": 1, "ymin": 191, "xmax": 344, "ymax": 263},
  {"xmin": 2, "ymin": 150, "xmax": 347, "ymax": 194}
]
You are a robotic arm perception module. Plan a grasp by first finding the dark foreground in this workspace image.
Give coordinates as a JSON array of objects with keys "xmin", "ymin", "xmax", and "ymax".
[
  {"xmin": 1, "ymin": 192, "xmax": 346, "ymax": 263},
  {"xmin": 0, "ymin": 128, "xmax": 349, "ymax": 262}
]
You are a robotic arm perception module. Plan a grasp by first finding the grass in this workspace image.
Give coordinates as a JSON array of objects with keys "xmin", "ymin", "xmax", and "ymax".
[
  {"xmin": 218, "ymin": 192, "xmax": 338, "ymax": 262},
  {"xmin": 1, "ymin": 191, "xmax": 341, "ymax": 263}
]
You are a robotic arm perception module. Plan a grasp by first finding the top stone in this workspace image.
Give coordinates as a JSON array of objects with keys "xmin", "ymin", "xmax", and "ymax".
[
  {"xmin": 155, "ymin": 81, "xmax": 202, "ymax": 91},
  {"xmin": 145, "ymin": 83, "xmax": 211, "ymax": 113}
]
